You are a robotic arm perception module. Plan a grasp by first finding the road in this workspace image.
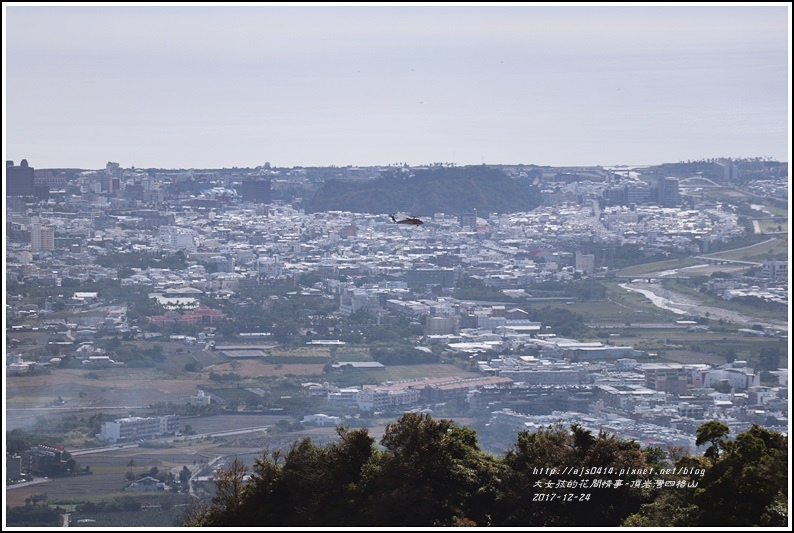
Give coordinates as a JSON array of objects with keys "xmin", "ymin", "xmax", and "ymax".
[
  {"xmin": 69, "ymin": 425, "xmax": 274, "ymax": 456},
  {"xmin": 6, "ymin": 477, "xmax": 52, "ymax": 491}
]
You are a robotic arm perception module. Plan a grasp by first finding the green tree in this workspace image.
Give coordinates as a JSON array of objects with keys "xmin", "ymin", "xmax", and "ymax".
[
  {"xmin": 692, "ymin": 424, "xmax": 788, "ymax": 526},
  {"xmin": 25, "ymin": 493, "xmax": 48, "ymax": 506},
  {"xmin": 182, "ymin": 416, "xmax": 787, "ymax": 528},
  {"xmin": 189, "ymin": 456, "xmax": 248, "ymax": 525},
  {"xmin": 190, "ymin": 427, "xmax": 375, "ymax": 527},
  {"xmin": 757, "ymin": 346, "xmax": 781, "ymax": 371},
  {"xmin": 625, "ymin": 423, "xmax": 788, "ymax": 527},
  {"xmin": 178, "ymin": 465, "xmax": 192, "ymax": 485},
  {"xmin": 695, "ymin": 421, "xmax": 730, "ymax": 463},
  {"xmin": 255, "ymin": 426, "xmax": 374, "ymax": 526},
  {"xmin": 358, "ymin": 412, "xmax": 498, "ymax": 526},
  {"xmin": 492, "ymin": 423, "xmax": 653, "ymax": 526}
]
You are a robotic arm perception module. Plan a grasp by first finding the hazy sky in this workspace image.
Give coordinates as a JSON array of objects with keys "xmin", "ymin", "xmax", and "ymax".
[{"xmin": 3, "ymin": 3, "xmax": 791, "ymax": 170}]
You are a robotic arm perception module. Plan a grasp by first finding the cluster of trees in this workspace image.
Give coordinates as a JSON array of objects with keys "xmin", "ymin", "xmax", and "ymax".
[
  {"xmin": 521, "ymin": 305, "xmax": 591, "ymax": 338},
  {"xmin": 78, "ymin": 495, "xmax": 145, "ymax": 513},
  {"xmin": 453, "ymin": 275, "xmax": 514, "ymax": 301},
  {"xmin": 757, "ymin": 346, "xmax": 783, "ymax": 372},
  {"xmin": 183, "ymin": 413, "xmax": 787, "ymax": 527},
  {"xmin": 730, "ymin": 294, "xmax": 788, "ymax": 312},
  {"xmin": 649, "ymin": 158, "xmax": 784, "ymax": 185},
  {"xmin": 528, "ymin": 279, "xmax": 607, "ymax": 300},
  {"xmin": 95, "ymin": 250, "xmax": 187, "ymax": 272},
  {"xmin": 5, "ymin": 494, "xmax": 65, "ymax": 527},
  {"xmin": 6, "ymin": 414, "xmax": 113, "ymax": 454},
  {"xmin": 625, "ymin": 421, "xmax": 788, "ymax": 526},
  {"xmin": 370, "ymin": 343, "xmax": 440, "ymax": 365}
]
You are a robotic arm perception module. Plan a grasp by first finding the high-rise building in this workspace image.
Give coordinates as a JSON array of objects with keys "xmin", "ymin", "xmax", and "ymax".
[
  {"xmin": 575, "ymin": 252, "xmax": 595, "ymax": 275},
  {"xmin": 106, "ymin": 161, "xmax": 121, "ymax": 178},
  {"xmin": 624, "ymin": 182, "xmax": 651, "ymax": 204},
  {"xmin": 717, "ymin": 159, "xmax": 740, "ymax": 183},
  {"xmin": 458, "ymin": 212, "xmax": 477, "ymax": 230},
  {"xmin": 425, "ymin": 315, "xmax": 458, "ymax": 335},
  {"xmin": 657, "ymin": 177, "xmax": 680, "ymax": 207},
  {"xmin": 239, "ymin": 178, "xmax": 272, "ymax": 204},
  {"xmin": 6, "ymin": 160, "xmax": 36, "ymax": 197},
  {"xmin": 31, "ymin": 224, "xmax": 55, "ymax": 252}
]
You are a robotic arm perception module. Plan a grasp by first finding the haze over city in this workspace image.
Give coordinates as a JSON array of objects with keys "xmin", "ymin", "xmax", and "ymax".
[{"xmin": 4, "ymin": 3, "xmax": 791, "ymax": 170}]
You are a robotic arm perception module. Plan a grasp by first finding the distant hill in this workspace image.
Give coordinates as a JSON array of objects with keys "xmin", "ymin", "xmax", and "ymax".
[{"xmin": 300, "ymin": 166, "xmax": 542, "ymax": 216}]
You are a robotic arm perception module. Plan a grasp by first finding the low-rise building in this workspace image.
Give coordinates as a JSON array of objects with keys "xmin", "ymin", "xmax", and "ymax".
[
  {"xmin": 301, "ymin": 413, "xmax": 342, "ymax": 427},
  {"xmin": 97, "ymin": 415, "xmax": 179, "ymax": 443},
  {"xmin": 639, "ymin": 363, "xmax": 690, "ymax": 395},
  {"xmin": 125, "ymin": 476, "xmax": 166, "ymax": 492}
]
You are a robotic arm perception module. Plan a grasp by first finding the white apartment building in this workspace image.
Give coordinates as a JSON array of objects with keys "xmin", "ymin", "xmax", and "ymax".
[
  {"xmin": 97, "ymin": 415, "xmax": 179, "ymax": 443},
  {"xmin": 692, "ymin": 362, "xmax": 761, "ymax": 391},
  {"xmin": 161, "ymin": 226, "xmax": 196, "ymax": 251},
  {"xmin": 574, "ymin": 252, "xmax": 595, "ymax": 275},
  {"xmin": 425, "ymin": 315, "xmax": 458, "ymax": 335}
]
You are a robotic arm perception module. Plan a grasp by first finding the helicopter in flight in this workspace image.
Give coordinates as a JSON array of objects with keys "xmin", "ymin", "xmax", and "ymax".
[{"xmin": 390, "ymin": 214, "xmax": 424, "ymax": 226}]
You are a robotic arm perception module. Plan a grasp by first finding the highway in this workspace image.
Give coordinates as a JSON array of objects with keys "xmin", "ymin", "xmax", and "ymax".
[{"xmin": 69, "ymin": 425, "xmax": 274, "ymax": 456}]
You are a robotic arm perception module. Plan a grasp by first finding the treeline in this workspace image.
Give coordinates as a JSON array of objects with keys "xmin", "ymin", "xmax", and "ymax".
[
  {"xmin": 522, "ymin": 305, "xmax": 591, "ymax": 338},
  {"xmin": 300, "ymin": 166, "xmax": 542, "ymax": 216},
  {"xmin": 94, "ymin": 250, "xmax": 187, "ymax": 272},
  {"xmin": 370, "ymin": 343, "xmax": 440, "ymax": 365},
  {"xmin": 183, "ymin": 413, "xmax": 787, "ymax": 527},
  {"xmin": 5, "ymin": 500, "xmax": 64, "ymax": 527},
  {"xmin": 6, "ymin": 415, "xmax": 112, "ymax": 453}
]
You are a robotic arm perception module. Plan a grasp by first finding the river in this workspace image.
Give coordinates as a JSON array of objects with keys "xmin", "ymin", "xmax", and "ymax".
[{"xmin": 619, "ymin": 281, "xmax": 787, "ymax": 332}]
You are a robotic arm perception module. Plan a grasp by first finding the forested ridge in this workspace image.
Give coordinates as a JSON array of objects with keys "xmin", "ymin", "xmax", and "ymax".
[
  {"xmin": 300, "ymin": 166, "xmax": 542, "ymax": 216},
  {"xmin": 183, "ymin": 413, "xmax": 788, "ymax": 527}
]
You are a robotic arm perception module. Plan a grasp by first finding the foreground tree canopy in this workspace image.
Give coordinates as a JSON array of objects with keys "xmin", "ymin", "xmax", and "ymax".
[{"xmin": 183, "ymin": 413, "xmax": 787, "ymax": 527}]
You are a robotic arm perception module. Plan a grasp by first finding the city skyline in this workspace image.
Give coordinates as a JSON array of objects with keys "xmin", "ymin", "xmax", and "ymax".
[{"xmin": 4, "ymin": 3, "xmax": 791, "ymax": 170}]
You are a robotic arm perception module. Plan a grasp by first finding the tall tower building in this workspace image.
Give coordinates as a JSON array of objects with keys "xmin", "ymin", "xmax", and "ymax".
[
  {"xmin": 657, "ymin": 177, "xmax": 680, "ymax": 207},
  {"xmin": 106, "ymin": 161, "xmax": 121, "ymax": 177},
  {"xmin": 458, "ymin": 213, "xmax": 477, "ymax": 230},
  {"xmin": 6, "ymin": 160, "xmax": 36, "ymax": 196},
  {"xmin": 575, "ymin": 252, "xmax": 595, "ymax": 275},
  {"xmin": 31, "ymin": 224, "xmax": 55, "ymax": 252},
  {"xmin": 240, "ymin": 178, "xmax": 272, "ymax": 204}
]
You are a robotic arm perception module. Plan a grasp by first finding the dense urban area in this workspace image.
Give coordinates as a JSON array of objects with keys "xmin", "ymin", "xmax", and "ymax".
[{"xmin": 5, "ymin": 157, "xmax": 789, "ymax": 527}]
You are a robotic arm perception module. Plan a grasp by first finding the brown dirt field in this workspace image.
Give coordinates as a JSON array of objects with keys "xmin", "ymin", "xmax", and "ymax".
[
  {"xmin": 6, "ymin": 341, "xmax": 326, "ymax": 412},
  {"xmin": 660, "ymin": 350, "xmax": 728, "ymax": 366},
  {"xmin": 7, "ymin": 360, "xmax": 327, "ymax": 405},
  {"xmin": 5, "ymin": 359, "xmax": 327, "ymax": 432},
  {"xmin": 207, "ymin": 359, "xmax": 326, "ymax": 378},
  {"xmin": 6, "ymin": 472, "xmax": 128, "ymax": 507}
]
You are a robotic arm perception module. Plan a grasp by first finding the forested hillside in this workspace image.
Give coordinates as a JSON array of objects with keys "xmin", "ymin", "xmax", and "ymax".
[
  {"xmin": 183, "ymin": 413, "xmax": 788, "ymax": 527},
  {"xmin": 300, "ymin": 166, "xmax": 542, "ymax": 216}
]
